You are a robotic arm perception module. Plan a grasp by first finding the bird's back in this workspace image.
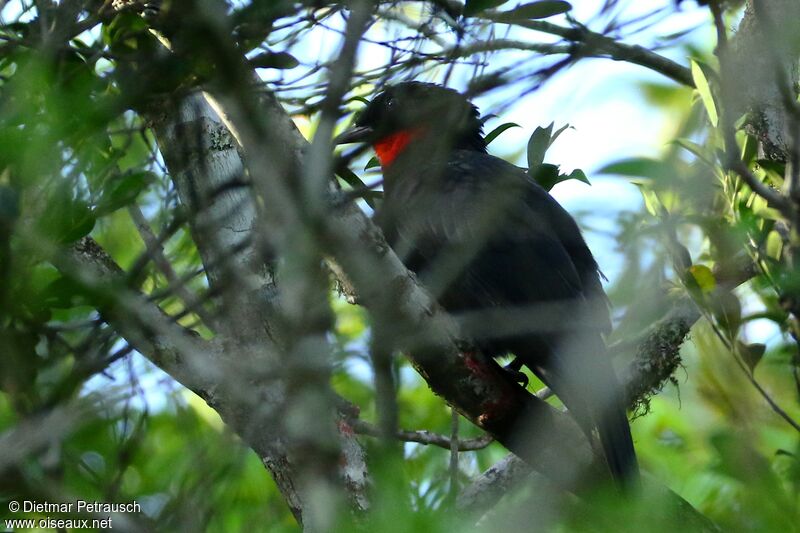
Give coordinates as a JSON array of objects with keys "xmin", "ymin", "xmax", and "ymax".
[{"xmin": 377, "ymin": 149, "xmax": 609, "ymax": 360}]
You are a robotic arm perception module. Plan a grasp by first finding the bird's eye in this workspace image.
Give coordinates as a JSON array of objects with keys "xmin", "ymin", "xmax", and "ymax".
[{"xmin": 387, "ymin": 98, "xmax": 397, "ymax": 109}]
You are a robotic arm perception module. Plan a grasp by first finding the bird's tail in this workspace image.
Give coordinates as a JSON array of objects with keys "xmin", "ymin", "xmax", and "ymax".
[
  {"xmin": 594, "ymin": 376, "xmax": 640, "ymax": 488},
  {"xmin": 527, "ymin": 338, "xmax": 640, "ymax": 489}
]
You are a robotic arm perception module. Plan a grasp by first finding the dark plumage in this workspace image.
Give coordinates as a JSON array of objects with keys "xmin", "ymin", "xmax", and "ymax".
[{"xmin": 343, "ymin": 82, "xmax": 639, "ymax": 486}]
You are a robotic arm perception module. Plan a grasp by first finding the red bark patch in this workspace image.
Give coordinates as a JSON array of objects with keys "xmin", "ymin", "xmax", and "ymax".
[{"xmin": 337, "ymin": 419, "xmax": 355, "ymax": 436}]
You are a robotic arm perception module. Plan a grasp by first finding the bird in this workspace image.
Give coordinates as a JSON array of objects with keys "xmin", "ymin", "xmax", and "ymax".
[{"xmin": 336, "ymin": 82, "xmax": 639, "ymax": 486}]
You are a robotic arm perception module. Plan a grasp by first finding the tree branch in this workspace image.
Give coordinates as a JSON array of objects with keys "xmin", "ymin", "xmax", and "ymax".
[
  {"xmin": 350, "ymin": 419, "xmax": 494, "ymax": 451},
  {"xmin": 484, "ymin": 15, "xmax": 695, "ymax": 88},
  {"xmin": 728, "ymin": 0, "xmax": 800, "ymax": 161}
]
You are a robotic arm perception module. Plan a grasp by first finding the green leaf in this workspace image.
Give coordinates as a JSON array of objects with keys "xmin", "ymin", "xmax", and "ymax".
[
  {"xmin": 634, "ymin": 183, "xmax": 662, "ymax": 216},
  {"xmin": 750, "ymin": 194, "xmax": 782, "ymax": 221},
  {"xmin": 672, "ymin": 138, "xmax": 715, "ymax": 166},
  {"xmin": 495, "ymin": 1, "xmax": 572, "ymax": 21},
  {"xmin": 766, "ymin": 230, "xmax": 783, "ymax": 260},
  {"xmin": 548, "ymin": 123, "xmax": 572, "ymax": 148},
  {"xmin": 40, "ymin": 276, "xmax": 89, "ymax": 309},
  {"xmin": 63, "ymin": 206, "xmax": 96, "ymax": 243},
  {"xmin": 40, "ymin": 196, "xmax": 96, "ymax": 244},
  {"xmin": 741, "ymin": 134, "xmax": 758, "ymax": 164},
  {"xmin": 527, "ymin": 123, "xmax": 553, "ymax": 168},
  {"xmin": 364, "ymin": 156, "xmax": 380, "ymax": 170},
  {"xmin": 336, "ymin": 167, "xmax": 377, "ymax": 209},
  {"xmin": 564, "ymin": 168, "xmax": 590, "ymax": 185},
  {"xmin": 249, "ymin": 51, "xmax": 299, "ymax": 70},
  {"xmin": 97, "ymin": 171, "xmax": 156, "ymax": 216},
  {"xmin": 598, "ymin": 157, "xmax": 674, "ymax": 182},
  {"xmin": 530, "ymin": 163, "xmax": 560, "ymax": 191},
  {"xmin": 464, "ymin": 0, "xmax": 508, "ymax": 16},
  {"xmin": 468, "ymin": 73, "xmax": 507, "ymax": 94},
  {"xmin": 710, "ymin": 290, "xmax": 742, "ymax": 336},
  {"xmin": 102, "ymin": 12, "xmax": 149, "ymax": 52},
  {"xmin": 533, "ymin": 167, "xmax": 590, "ymax": 191},
  {"xmin": 740, "ymin": 342, "xmax": 766, "ymax": 373},
  {"xmin": 755, "ymin": 159, "xmax": 785, "ymax": 187},
  {"xmin": 349, "ymin": 96, "xmax": 371, "ymax": 106},
  {"xmin": 691, "ymin": 60, "xmax": 718, "ymax": 127},
  {"xmin": 484, "ymin": 122, "xmax": 520, "ymax": 145}
]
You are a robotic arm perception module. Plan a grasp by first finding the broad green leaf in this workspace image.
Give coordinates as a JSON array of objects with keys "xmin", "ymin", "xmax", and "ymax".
[
  {"xmin": 740, "ymin": 342, "xmax": 766, "ymax": 373},
  {"xmin": 40, "ymin": 276, "xmax": 89, "ymax": 309},
  {"xmin": 468, "ymin": 73, "xmax": 508, "ymax": 94},
  {"xmin": 527, "ymin": 123, "xmax": 553, "ymax": 168},
  {"xmin": 750, "ymin": 194, "xmax": 782, "ymax": 221},
  {"xmin": 534, "ymin": 167, "xmax": 590, "ymax": 191},
  {"xmin": 530, "ymin": 163, "xmax": 560, "ymax": 190},
  {"xmin": 710, "ymin": 290, "xmax": 742, "ymax": 335},
  {"xmin": 40, "ymin": 196, "xmax": 96, "ymax": 244},
  {"xmin": 766, "ymin": 230, "xmax": 783, "ymax": 260},
  {"xmin": 634, "ymin": 183, "xmax": 662, "ymax": 216},
  {"xmin": 495, "ymin": 1, "xmax": 572, "ymax": 21},
  {"xmin": 691, "ymin": 60, "xmax": 718, "ymax": 127},
  {"xmin": 97, "ymin": 171, "xmax": 156, "ymax": 216},
  {"xmin": 564, "ymin": 168, "xmax": 590, "ymax": 185},
  {"xmin": 484, "ymin": 122, "xmax": 520, "ymax": 145},
  {"xmin": 249, "ymin": 51, "xmax": 299, "ymax": 70},
  {"xmin": 755, "ymin": 159, "xmax": 785, "ymax": 187},
  {"xmin": 741, "ymin": 134, "xmax": 758, "ymax": 164},
  {"xmin": 464, "ymin": 0, "xmax": 508, "ymax": 16},
  {"xmin": 63, "ymin": 208, "xmax": 96, "ymax": 243},
  {"xmin": 598, "ymin": 157, "xmax": 674, "ymax": 182},
  {"xmin": 102, "ymin": 12, "xmax": 149, "ymax": 52}
]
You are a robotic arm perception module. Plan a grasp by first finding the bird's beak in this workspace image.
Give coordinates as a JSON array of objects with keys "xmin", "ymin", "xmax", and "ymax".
[{"xmin": 334, "ymin": 125, "xmax": 374, "ymax": 145}]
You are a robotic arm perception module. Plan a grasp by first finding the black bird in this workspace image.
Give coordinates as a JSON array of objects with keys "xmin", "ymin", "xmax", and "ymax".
[{"xmin": 337, "ymin": 82, "xmax": 639, "ymax": 486}]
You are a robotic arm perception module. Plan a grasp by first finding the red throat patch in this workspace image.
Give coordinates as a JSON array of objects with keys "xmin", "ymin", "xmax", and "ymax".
[{"xmin": 373, "ymin": 129, "xmax": 419, "ymax": 168}]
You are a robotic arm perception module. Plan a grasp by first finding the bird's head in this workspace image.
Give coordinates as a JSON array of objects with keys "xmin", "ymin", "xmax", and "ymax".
[{"xmin": 337, "ymin": 82, "xmax": 486, "ymax": 168}]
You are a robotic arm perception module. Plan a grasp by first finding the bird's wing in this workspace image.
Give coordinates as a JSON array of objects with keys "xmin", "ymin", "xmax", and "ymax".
[
  {"xmin": 521, "ymin": 173, "xmax": 612, "ymax": 334},
  {"xmin": 381, "ymin": 151, "xmax": 598, "ymax": 312}
]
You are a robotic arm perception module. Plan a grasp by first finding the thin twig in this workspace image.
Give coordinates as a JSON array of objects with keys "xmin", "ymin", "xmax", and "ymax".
[
  {"xmin": 350, "ymin": 419, "xmax": 495, "ymax": 451},
  {"xmin": 449, "ymin": 408, "xmax": 460, "ymax": 500},
  {"xmin": 729, "ymin": 159, "xmax": 792, "ymax": 217},
  {"xmin": 484, "ymin": 15, "xmax": 695, "ymax": 87},
  {"xmin": 700, "ymin": 301, "xmax": 800, "ymax": 433},
  {"xmin": 128, "ymin": 205, "xmax": 216, "ymax": 330}
]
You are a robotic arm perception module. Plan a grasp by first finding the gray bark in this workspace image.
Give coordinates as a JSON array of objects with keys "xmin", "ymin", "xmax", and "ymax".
[
  {"xmin": 730, "ymin": 0, "xmax": 800, "ymax": 161},
  {"xmin": 145, "ymin": 92, "xmax": 370, "ymax": 526}
]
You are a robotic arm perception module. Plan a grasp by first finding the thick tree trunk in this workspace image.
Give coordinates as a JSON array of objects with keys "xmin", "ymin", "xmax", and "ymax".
[{"xmin": 145, "ymin": 92, "xmax": 370, "ymax": 526}]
